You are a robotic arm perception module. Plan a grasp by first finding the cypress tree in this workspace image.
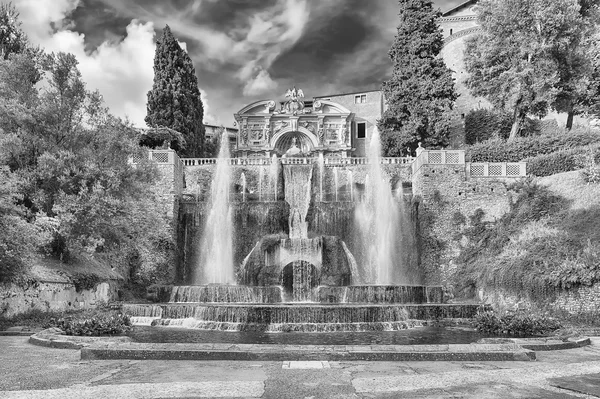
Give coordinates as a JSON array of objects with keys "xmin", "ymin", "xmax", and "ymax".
[
  {"xmin": 145, "ymin": 25, "xmax": 205, "ymax": 157},
  {"xmin": 378, "ymin": 0, "xmax": 457, "ymax": 156}
]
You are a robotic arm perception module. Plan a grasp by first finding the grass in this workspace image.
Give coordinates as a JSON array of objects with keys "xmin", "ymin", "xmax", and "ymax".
[{"xmin": 538, "ymin": 170, "xmax": 600, "ymax": 210}]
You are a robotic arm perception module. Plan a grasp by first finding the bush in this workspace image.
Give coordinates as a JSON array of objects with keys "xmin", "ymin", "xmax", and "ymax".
[
  {"xmin": 523, "ymin": 146, "xmax": 596, "ymax": 177},
  {"xmin": 465, "ymin": 109, "xmax": 513, "ymax": 144},
  {"xmin": 53, "ymin": 310, "xmax": 131, "ymax": 336},
  {"xmin": 474, "ymin": 310, "xmax": 562, "ymax": 336},
  {"xmin": 580, "ymin": 147, "xmax": 600, "ymax": 184},
  {"xmin": 469, "ymin": 130, "xmax": 600, "ymax": 162}
]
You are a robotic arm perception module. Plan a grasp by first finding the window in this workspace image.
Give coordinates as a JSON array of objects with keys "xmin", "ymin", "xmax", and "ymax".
[
  {"xmin": 449, "ymin": 28, "xmax": 453, "ymax": 35},
  {"xmin": 356, "ymin": 122, "xmax": 366, "ymax": 139},
  {"xmin": 354, "ymin": 94, "xmax": 367, "ymax": 104}
]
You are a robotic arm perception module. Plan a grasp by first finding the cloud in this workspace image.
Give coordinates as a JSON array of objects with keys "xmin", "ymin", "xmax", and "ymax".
[
  {"xmin": 242, "ymin": 69, "xmax": 277, "ymax": 97},
  {"xmin": 14, "ymin": 0, "xmax": 156, "ymax": 127}
]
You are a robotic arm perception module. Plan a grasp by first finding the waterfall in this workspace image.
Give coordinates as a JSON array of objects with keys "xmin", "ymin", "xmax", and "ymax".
[
  {"xmin": 318, "ymin": 153, "xmax": 324, "ymax": 202},
  {"xmin": 195, "ymin": 130, "xmax": 235, "ymax": 285},
  {"xmin": 269, "ymin": 154, "xmax": 279, "ymax": 201},
  {"xmin": 258, "ymin": 167, "xmax": 263, "ymax": 201},
  {"xmin": 355, "ymin": 127, "xmax": 402, "ymax": 285},
  {"xmin": 347, "ymin": 170, "xmax": 354, "ymax": 201},
  {"xmin": 283, "ymin": 164, "xmax": 313, "ymax": 239},
  {"xmin": 333, "ymin": 167, "xmax": 339, "ymax": 202},
  {"xmin": 341, "ymin": 241, "xmax": 361, "ymax": 285},
  {"xmin": 240, "ymin": 172, "xmax": 247, "ymax": 202}
]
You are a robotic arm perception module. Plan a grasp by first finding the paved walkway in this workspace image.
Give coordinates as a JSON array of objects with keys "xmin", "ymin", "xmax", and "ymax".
[{"xmin": 2, "ymin": 336, "xmax": 600, "ymax": 398}]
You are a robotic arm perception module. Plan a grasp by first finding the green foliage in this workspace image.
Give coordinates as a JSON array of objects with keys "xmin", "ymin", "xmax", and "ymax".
[
  {"xmin": 465, "ymin": 0, "xmax": 588, "ymax": 138},
  {"xmin": 145, "ymin": 25, "xmax": 205, "ymax": 157},
  {"xmin": 580, "ymin": 147, "xmax": 600, "ymax": 183},
  {"xmin": 454, "ymin": 177, "xmax": 600, "ymax": 302},
  {"xmin": 53, "ymin": 310, "xmax": 131, "ymax": 336},
  {"xmin": 0, "ymin": 2, "xmax": 29, "ymax": 59},
  {"xmin": 474, "ymin": 310, "xmax": 561, "ymax": 336},
  {"xmin": 469, "ymin": 130, "xmax": 600, "ymax": 162},
  {"xmin": 378, "ymin": 0, "xmax": 457, "ymax": 155},
  {"xmin": 523, "ymin": 146, "xmax": 597, "ymax": 177},
  {"xmin": 465, "ymin": 108, "xmax": 512, "ymax": 144},
  {"xmin": 139, "ymin": 126, "xmax": 185, "ymax": 150},
  {"xmin": 0, "ymin": 43, "xmax": 175, "ymax": 285}
]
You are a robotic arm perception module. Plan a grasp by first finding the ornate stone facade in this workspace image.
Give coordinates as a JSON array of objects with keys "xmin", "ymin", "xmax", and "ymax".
[{"xmin": 234, "ymin": 88, "xmax": 353, "ymax": 158}]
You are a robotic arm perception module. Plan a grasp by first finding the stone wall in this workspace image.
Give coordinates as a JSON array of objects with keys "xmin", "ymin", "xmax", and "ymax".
[
  {"xmin": 480, "ymin": 286, "xmax": 600, "ymax": 316},
  {"xmin": 0, "ymin": 281, "xmax": 119, "ymax": 318},
  {"xmin": 412, "ymin": 154, "xmax": 517, "ymax": 285}
]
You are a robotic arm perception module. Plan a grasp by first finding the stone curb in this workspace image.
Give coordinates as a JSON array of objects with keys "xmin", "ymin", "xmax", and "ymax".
[
  {"xmin": 28, "ymin": 328, "xmax": 132, "ymax": 350},
  {"xmin": 478, "ymin": 337, "xmax": 592, "ymax": 351},
  {"xmin": 80, "ymin": 342, "xmax": 536, "ymax": 362}
]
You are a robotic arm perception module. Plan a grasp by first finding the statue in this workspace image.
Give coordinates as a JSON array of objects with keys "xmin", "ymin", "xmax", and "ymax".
[
  {"xmin": 283, "ymin": 86, "xmax": 305, "ymax": 114},
  {"xmin": 241, "ymin": 128, "xmax": 248, "ymax": 145},
  {"xmin": 283, "ymin": 137, "xmax": 302, "ymax": 158}
]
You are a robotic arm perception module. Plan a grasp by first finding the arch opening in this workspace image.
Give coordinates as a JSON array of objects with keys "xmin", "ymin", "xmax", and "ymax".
[
  {"xmin": 273, "ymin": 131, "xmax": 315, "ymax": 156},
  {"xmin": 281, "ymin": 261, "xmax": 320, "ymax": 302}
]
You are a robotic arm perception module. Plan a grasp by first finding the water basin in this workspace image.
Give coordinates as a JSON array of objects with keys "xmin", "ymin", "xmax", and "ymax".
[{"xmin": 129, "ymin": 325, "xmax": 493, "ymax": 346}]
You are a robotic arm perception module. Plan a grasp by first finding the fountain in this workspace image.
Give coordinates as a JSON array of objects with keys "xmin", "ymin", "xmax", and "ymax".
[
  {"xmin": 129, "ymin": 125, "xmax": 483, "ymax": 334},
  {"xmin": 192, "ymin": 130, "xmax": 235, "ymax": 285}
]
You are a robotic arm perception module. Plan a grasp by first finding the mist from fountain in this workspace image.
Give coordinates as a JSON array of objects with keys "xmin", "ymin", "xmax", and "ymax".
[
  {"xmin": 194, "ymin": 130, "xmax": 235, "ymax": 285},
  {"xmin": 355, "ymin": 127, "xmax": 402, "ymax": 285}
]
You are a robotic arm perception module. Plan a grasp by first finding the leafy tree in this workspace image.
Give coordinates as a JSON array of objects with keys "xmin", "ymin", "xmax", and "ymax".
[
  {"xmin": 378, "ymin": 0, "xmax": 457, "ymax": 156},
  {"xmin": 465, "ymin": 0, "xmax": 585, "ymax": 139},
  {"xmin": 0, "ymin": 2, "xmax": 28, "ymax": 59},
  {"xmin": 549, "ymin": 0, "xmax": 600, "ymax": 129},
  {"xmin": 0, "ymin": 49, "xmax": 175, "ymax": 285},
  {"xmin": 145, "ymin": 25, "xmax": 205, "ymax": 157}
]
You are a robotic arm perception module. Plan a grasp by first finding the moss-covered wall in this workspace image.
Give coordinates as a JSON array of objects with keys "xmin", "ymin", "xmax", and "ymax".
[{"xmin": 413, "ymin": 163, "xmax": 514, "ymax": 285}]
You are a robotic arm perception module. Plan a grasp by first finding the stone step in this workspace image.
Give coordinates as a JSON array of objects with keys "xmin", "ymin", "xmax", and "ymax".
[{"xmin": 80, "ymin": 342, "xmax": 535, "ymax": 362}]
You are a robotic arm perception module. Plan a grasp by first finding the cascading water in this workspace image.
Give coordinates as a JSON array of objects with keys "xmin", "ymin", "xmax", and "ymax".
[
  {"xmin": 240, "ymin": 172, "xmax": 247, "ymax": 202},
  {"xmin": 355, "ymin": 127, "xmax": 402, "ymax": 285},
  {"xmin": 318, "ymin": 153, "xmax": 324, "ymax": 201},
  {"xmin": 347, "ymin": 170, "xmax": 354, "ymax": 202},
  {"xmin": 333, "ymin": 167, "xmax": 339, "ymax": 202},
  {"xmin": 269, "ymin": 154, "xmax": 279, "ymax": 201},
  {"xmin": 283, "ymin": 164, "xmax": 313, "ymax": 239},
  {"xmin": 195, "ymin": 130, "xmax": 235, "ymax": 285}
]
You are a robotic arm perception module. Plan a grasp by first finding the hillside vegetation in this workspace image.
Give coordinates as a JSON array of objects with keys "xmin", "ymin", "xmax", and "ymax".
[{"xmin": 453, "ymin": 170, "xmax": 600, "ymax": 302}]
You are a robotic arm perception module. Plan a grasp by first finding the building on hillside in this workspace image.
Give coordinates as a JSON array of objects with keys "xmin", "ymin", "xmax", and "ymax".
[
  {"xmin": 438, "ymin": 0, "xmax": 491, "ymax": 146},
  {"xmin": 233, "ymin": 87, "xmax": 385, "ymax": 158},
  {"xmin": 204, "ymin": 124, "xmax": 238, "ymax": 148},
  {"xmin": 438, "ymin": 0, "xmax": 590, "ymax": 137},
  {"xmin": 313, "ymin": 90, "xmax": 385, "ymax": 157}
]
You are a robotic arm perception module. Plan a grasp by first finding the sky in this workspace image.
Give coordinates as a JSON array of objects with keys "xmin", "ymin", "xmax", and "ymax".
[{"xmin": 12, "ymin": 0, "xmax": 465, "ymax": 127}]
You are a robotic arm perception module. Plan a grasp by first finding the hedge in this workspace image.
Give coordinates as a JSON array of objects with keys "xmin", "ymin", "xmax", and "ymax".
[{"xmin": 469, "ymin": 130, "xmax": 600, "ymax": 162}]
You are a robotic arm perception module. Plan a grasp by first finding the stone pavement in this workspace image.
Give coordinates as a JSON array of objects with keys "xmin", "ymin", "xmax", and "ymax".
[{"xmin": 2, "ymin": 336, "xmax": 600, "ymax": 398}]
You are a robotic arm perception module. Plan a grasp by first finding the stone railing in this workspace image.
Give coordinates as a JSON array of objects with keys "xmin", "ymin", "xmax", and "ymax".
[
  {"xmin": 468, "ymin": 162, "xmax": 527, "ymax": 178},
  {"xmin": 412, "ymin": 150, "xmax": 466, "ymax": 175},
  {"xmin": 182, "ymin": 158, "xmax": 275, "ymax": 166},
  {"xmin": 181, "ymin": 157, "xmax": 415, "ymax": 167},
  {"xmin": 131, "ymin": 149, "xmax": 179, "ymax": 165}
]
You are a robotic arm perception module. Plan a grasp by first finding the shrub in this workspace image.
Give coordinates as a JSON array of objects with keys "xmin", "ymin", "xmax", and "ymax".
[
  {"xmin": 465, "ymin": 109, "xmax": 513, "ymax": 144},
  {"xmin": 474, "ymin": 310, "xmax": 561, "ymax": 336},
  {"xmin": 523, "ymin": 147, "xmax": 591, "ymax": 177},
  {"xmin": 580, "ymin": 147, "xmax": 600, "ymax": 184},
  {"xmin": 53, "ymin": 311, "xmax": 131, "ymax": 336},
  {"xmin": 469, "ymin": 130, "xmax": 600, "ymax": 162}
]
